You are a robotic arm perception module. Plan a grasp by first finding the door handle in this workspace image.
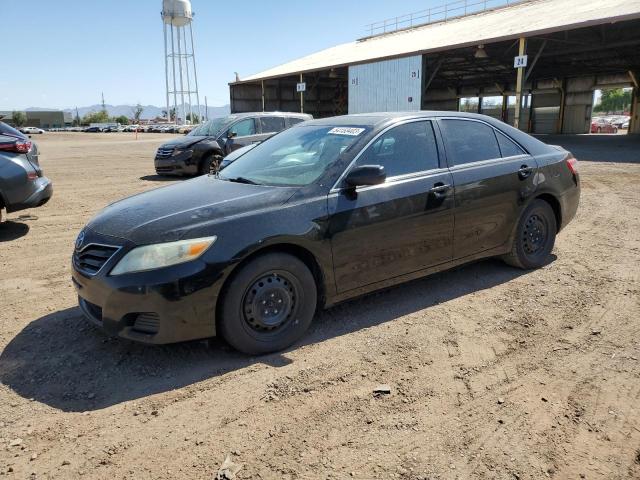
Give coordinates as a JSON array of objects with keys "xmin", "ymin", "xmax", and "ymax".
[
  {"xmin": 518, "ymin": 165, "xmax": 533, "ymax": 179},
  {"xmin": 429, "ymin": 183, "xmax": 451, "ymax": 194}
]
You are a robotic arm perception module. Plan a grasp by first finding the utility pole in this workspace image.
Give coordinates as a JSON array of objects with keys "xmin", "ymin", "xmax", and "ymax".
[{"xmin": 101, "ymin": 92, "xmax": 106, "ymax": 114}]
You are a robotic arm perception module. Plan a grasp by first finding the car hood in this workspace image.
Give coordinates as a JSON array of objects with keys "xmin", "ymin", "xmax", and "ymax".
[
  {"xmin": 160, "ymin": 135, "xmax": 209, "ymax": 149},
  {"xmin": 87, "ymin": 175, "xmax": 297, "ymax": 244}
]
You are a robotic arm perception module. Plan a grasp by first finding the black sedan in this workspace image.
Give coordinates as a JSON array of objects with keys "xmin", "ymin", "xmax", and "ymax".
[{"xmin": 72, "ymin": 112, "xmax": 580, "ymax": 354}]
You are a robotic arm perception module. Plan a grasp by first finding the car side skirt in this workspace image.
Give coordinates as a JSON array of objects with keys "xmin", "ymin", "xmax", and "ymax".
[{"xmin": 324, "ymin": 243, "xmax": 510, "ymax": 308}]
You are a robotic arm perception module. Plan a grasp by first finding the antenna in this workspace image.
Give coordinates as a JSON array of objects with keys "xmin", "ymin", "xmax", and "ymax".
[{"xmin": 161, "ymin": 0, "xmax": 202, "ymax": 125}]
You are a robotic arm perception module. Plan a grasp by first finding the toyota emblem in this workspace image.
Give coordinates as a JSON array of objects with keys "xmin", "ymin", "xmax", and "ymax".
[{"xmin": 75, "ymin": 230, "xmax": 86, "ymax": 250}]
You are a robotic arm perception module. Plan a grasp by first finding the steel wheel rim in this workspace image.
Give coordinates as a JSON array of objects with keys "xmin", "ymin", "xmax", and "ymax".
[
  {"xmin": 242, "ymin": 272, "xmax": 296, "ymax": 332},
  {"xmin": 522, "ymin": 213, "xmax": 548, "ymax": 255}
]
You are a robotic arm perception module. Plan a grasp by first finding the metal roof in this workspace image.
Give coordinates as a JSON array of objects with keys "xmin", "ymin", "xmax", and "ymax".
[{"xmin": 234, "ymin": 0, "xmax": 640, "ymax": 84}]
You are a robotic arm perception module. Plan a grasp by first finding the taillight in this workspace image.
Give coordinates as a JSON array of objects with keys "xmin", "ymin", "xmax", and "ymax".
[
  {"xmin": 0, "ymin": 139, "xmax": 32, "ymax": 154},
  {"xmin": 566, "ymin": 157, "xmax": 578, "ymax": 175},
  {"xmin": 27, "ymin": 171, "xmax": 38, "ymax": 180}
]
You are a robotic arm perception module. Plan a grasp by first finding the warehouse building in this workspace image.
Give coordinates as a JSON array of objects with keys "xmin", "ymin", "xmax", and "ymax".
[
  {"xmin": 229, "ymin": 0, "xmax": 640, "ymax": 134},
  {"xmin": 0, "ymin": 110, "xmax": 71, "ymax": 129}
]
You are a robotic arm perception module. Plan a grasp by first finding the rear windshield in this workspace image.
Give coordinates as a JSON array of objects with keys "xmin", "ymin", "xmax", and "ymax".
[{"xmin": 0, "ymin": 122, "xmax": 26, "ymax": 139}]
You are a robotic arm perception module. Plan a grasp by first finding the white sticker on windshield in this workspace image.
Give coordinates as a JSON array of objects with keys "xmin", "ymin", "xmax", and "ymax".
[{"xmin": 328, "ymin": 127, "xmax": 365, "ymax": 136}]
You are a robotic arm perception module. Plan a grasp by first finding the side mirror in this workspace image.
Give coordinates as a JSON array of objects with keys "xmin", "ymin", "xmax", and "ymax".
[
  {"xmin": 344, "ymin": 165, "xmax": 386, "ymax": 187},
  {"xmin": 227, "ymin": 131, "xmax": 237, "ymax": 139}
]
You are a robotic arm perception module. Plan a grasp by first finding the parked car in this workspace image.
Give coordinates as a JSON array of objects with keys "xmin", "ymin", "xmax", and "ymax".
[
  {"xmin": 622, "ymin": 119, "xmax": 630, "ymax": 129},
  {"xmin": 610, "ymin": 116, "xmax": 629, "ymax": 128},
  {"xmin": 0, "ymin": 122, "xmax": 53, "ymax": 222},
  {"xmin": 590, "ymin": 118, "xmax": 618, "ymax": 133},
  {"xmin": 72, "ymin": 111, "xmax": 580, "ymax": 354},
  {"xmin": 19, "ymin": 126, "xmax": 45, "ymax": 135},
  {"xmin": 154, "ymin": 112, "xmax": 312, "ymax": 176},
  {"xmin": 83, "ymin": 126, "xmax": 101, "ymax": 133}
]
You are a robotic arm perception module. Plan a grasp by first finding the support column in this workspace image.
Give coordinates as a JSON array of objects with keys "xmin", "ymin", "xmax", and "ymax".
[
  {"xmin": 514, "ymin": 37, "xmax": 527, "ymax": 130},
  {"xmin": 261, "ymin": 80, "xmax": 265, "ymax": 112},
  {"xmin": 629, "ymin": 71, "xmax": 639, "ymax": 134},
  {"xmin": 300, "ymin": 73, "xmax": 304, "ymax": 113}
]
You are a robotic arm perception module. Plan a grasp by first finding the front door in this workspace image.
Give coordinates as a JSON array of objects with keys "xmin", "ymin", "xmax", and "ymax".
[
  {"xmin": 224, "ymin": 118, "xmax": 263, "ymax": 154},
  {"xmin": 328, "ymin": 120, "xmax": 455, "ymax": 293},
  {"xmin": 437, "ymin": 118, "xmax": 538, "ymax": 259}
]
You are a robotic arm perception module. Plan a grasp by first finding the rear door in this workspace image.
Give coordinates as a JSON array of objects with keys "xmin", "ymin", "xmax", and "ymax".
[
  {"xmin": 437, "ymin": 117, "xmax": 537, "ymax": 260},
  {"xmin": 328, "ymin": 120, "xmax": 455, "ymax": 293}
]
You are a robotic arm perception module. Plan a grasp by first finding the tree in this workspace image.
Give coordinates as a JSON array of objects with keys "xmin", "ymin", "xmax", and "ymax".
[
  {"xmin": 162, "ymin": 107, "xmax": 176, "ymax": 121},
  {"xmin": 82, "ymin": 110, "xmax": 110, "ymax": 124},
  {"xmin": 131, "ymin": 104, "xmax": 144, "ymax": 123},
  {"xmin": 11, "ymin": 111, "xmax": 27, "ymax": 127},
  {"xmin": 595, "ymin": 88, "xmax": 632, "ymax": 113},
  {"xmin": 186, "ymin": 112, "xmax": 200, "ymax": 124},
  {"xmin": 113, "ymin": 115, "xmax": 130, "ymax": 125}
]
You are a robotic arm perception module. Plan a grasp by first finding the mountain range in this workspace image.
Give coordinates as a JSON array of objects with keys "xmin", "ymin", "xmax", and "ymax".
[{"xmin": 25, "ymin": 104, "xmax": 230, "ymax": 120}]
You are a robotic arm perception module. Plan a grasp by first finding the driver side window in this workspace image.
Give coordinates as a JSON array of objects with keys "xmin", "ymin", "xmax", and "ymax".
[
  {"xmin": 228, "ymin": 118, "xmax": 256, "ymax": 137},
  {"xmin": 356, "ymin": 121, "xmax": 439, "ymax": 178}
]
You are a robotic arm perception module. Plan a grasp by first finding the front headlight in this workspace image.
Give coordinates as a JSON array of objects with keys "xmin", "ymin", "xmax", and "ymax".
[{"xmin": 110, "ymin": 236, "xmax": 217, "ymax": 275}]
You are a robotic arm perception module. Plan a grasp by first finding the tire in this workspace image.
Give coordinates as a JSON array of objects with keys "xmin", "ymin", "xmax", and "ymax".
[
  {"xmin": 503, "ymin": 199, "xmax": 557, "ymax": 270},
  {"xmin": 218, "ymin": 252, "xmax": 317, "ymax": 355},
  {"xmin": 198, "ymin": 154, "xmax": 222, "ymax": 175},
  {"xmin": 198, "ymin": 154, "xmax": 213, "ymax": 175}
]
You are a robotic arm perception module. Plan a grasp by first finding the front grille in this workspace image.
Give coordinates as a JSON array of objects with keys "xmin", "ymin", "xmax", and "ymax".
[
  {"xmin": 133, "ymin": 313, "xmax": 160, "ymax": 334},
  {"xmin": 74, "ymin": 244, "xmax": 120, "ymax": 275},
  {"xmin": 155, "ymin": 166, "xmax": 176, "ymax": 173},
  {"xmin": 155, "ymin": 147, "xmax": 175, "ymax": 159}
]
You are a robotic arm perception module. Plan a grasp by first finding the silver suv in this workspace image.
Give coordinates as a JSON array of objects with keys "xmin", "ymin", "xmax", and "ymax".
[{"xmin": 0, "ymin": 122, "xmax": 53, "ymax": 222}]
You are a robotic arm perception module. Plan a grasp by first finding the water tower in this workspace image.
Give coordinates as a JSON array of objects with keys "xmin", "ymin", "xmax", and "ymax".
[{"xmin": 161, "ymin": 0, "xmax": 201, "ymax": 124}]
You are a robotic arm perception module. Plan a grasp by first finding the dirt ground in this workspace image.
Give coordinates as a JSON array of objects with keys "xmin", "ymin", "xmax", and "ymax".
[{"xmin": 0, "ymin": 132, "xmax": 639, "ymax": 480}]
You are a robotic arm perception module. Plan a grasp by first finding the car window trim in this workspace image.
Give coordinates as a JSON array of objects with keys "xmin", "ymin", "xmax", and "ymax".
[
  {"xmin": 338, "ymin": 167, "xmax": 452, "ymax": 195},
  {"xmin": 436, "ymin": 116, "xmax": 530, "ymax": 168},
  {"xmin": 330, "ymin": 118, "xmax": 442, "ymax": 193}
]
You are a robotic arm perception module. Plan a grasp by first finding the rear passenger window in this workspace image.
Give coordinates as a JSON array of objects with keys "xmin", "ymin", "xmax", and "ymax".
[
  {"xmin": 356, "ymin": 121, "xmax": 439, "ymax": 178},
  {"xmin": 440, "ymin": 119, "xmax": 501, "ymax": 165},
  {"xmin": 288, "ymin": 117, "xmax": 305, "ymax": 126},
  {"xmin": 260, "ymin": 117, "xmax": 285, "ymax": 134},
  {"xmin": 496, "ymin": 131, "xmax": 526, "ymax": 157}
]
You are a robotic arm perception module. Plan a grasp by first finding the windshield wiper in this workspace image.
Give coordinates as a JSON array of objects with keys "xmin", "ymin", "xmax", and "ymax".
[{"xmin": 225, "ymin": 176, "xmax": 260, "ymax": 185}]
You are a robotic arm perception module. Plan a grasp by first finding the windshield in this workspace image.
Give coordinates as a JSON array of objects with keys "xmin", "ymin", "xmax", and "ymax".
[
  {"xmin": 218, "ymin": 125, "xmax": 368, "ymax": 187},
  {"xmin": 188, "ymin": 117, "xmax": 234, "ymax": 137}
]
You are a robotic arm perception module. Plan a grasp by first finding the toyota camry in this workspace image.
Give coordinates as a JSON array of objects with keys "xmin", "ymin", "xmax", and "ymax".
[{"xmin": 72, "ymin": 112, "xmax": 580, "ymax": 354}]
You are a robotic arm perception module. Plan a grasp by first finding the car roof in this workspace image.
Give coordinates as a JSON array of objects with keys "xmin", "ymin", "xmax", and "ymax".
[
  {"xmin": 304, "ymin": 111, "xmax": 554, "ymax": 156},
  {"xmin": 226, "ymin": 111, "xmax": 313, "ymax": 119}
]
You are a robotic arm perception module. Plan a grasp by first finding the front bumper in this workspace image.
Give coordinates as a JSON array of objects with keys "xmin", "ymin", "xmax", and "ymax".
[
  {"xmin": 6, "ymin": 177, "xmax": 53, "ymax": 213},
  {"xmin": 71, "ymin": 232, "xmax": 226, "ymax": 344},
  {"xmin": 154, "ymin": 150, "xmax": 196, "ymax": 176}
]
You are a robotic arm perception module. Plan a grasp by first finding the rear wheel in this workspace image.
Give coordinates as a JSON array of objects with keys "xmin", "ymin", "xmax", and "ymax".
[
  {"xmin": 219, "ymin": 253, "xmax": 317, "ymax": 355},
  {"xmin": 503, "ymin": 199, "xmax": 557, "ymax": 269}
]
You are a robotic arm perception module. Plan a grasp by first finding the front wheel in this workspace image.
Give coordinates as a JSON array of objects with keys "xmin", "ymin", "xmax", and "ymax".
[
  {"xmin": 503, "ymin": 199, "xmax": 557, "ymax": 269},
  {"xmin": 218, "ymin": 253, "xmax": 317, "ymax": 355}
]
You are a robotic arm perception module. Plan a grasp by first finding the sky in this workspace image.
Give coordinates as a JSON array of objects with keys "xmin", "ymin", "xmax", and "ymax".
[{"xmin": 1, "ymin": 0, "xmax": 444, "ymax": 110}]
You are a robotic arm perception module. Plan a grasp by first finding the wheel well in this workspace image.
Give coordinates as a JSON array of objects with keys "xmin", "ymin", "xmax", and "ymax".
[
  {"xmin": 535, "ymin": 193, "xmax": 561, "ymax": 232},
  {"xmin": 215, "ymin": 243, "xmax": 326, "ymax": 330}
]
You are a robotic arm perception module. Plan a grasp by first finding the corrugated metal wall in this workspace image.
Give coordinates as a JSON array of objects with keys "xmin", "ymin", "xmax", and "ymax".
[{"xmin": 348, "ymin": 56, "xmax": 422, "ymax": 114}]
